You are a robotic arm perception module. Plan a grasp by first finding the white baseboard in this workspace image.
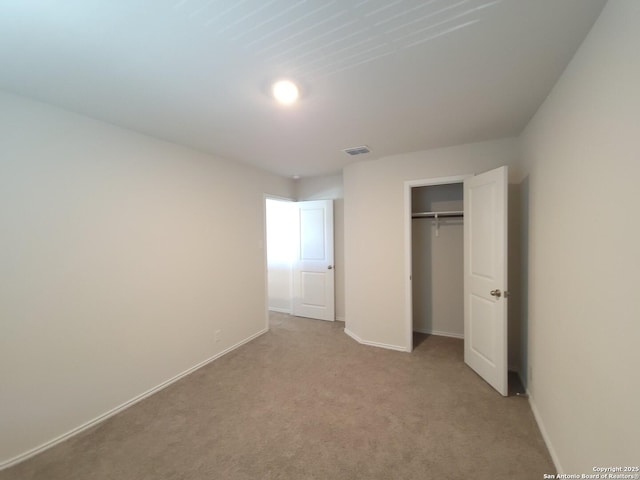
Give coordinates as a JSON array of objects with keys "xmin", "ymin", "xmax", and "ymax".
[
  {"xmin": 0, "ymin": 328, "xmax": 268, "ymax": 471},
  {"xmin": 413, "ymin": 328, "xmax": 464, "ymax": 339},
  {"xmin": 344, "ymin": 328, "xmax": 409, "ymax": 352},
  {"xmin": 527, "ymin": 389, "xmax": 563, "ymax": 474},
  {"xmin": 335, "ymin": 315, "xmax": 345, "ymax": 322},
  {"xmin": 268, "ymin": 307, "xmax": 291, "ymax": 314}
]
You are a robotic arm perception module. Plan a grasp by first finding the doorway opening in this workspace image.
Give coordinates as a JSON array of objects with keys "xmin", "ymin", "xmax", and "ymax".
[
  {"xmin": 404, "ymin": 175, "xmax": 469, "ymax": 352},
  {"xmin": 411, "ymin": 182, "xmax": 464, "ymax": 345},
  {"xmin": 265, "ymin": 197, "xmax": 336, "ymax": 321},
  {"xmin": 265, "ymin": 197, "xmax": 295, "ymax": 315},
  {"xmin": 404, "ymin": 167, "xmax": 511, "ymax": 396}
]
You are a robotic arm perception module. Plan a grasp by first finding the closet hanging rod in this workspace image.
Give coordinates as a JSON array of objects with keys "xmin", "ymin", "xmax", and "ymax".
[{"xmin": 412, "ymin": 210, "xmax": 464, "ymax": 219}]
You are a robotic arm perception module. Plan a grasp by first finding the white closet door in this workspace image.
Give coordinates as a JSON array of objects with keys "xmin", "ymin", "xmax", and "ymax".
[{"xmin": 464, "ymin": 166, "xmax": 508, "ymax": 396}]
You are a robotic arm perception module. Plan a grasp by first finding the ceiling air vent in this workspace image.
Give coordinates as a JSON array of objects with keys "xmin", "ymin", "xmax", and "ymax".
[{"xmin": 343, "ymin": 145, "xmax": 371, "ymax": 156}]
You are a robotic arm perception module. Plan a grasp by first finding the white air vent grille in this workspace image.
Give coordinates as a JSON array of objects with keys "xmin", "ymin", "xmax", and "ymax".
[{"xmin": 343, "ymin": 145, "xmax": 371, "ymax": 156}]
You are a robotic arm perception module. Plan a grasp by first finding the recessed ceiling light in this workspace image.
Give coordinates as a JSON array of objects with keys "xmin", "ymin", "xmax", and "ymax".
[{"xmin": 272, "ymin": 80, "xmax": 299, "ymax": 105}]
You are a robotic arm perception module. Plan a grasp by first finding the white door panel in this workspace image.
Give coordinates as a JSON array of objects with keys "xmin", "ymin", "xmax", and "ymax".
[
  {"xmin": 301, "ymin": 272, "xmax": 326, "ymax": 306},
  {"xmin": 300, "ymin": 208, "xmax": 326, "ymax": 259},
  {"xmin": 293, "ymin": 200, "xmax": 335, "ymax": 321},
  {"xmin": 464, "ymin": 166, "xmax": 508, "ymax": 396}
]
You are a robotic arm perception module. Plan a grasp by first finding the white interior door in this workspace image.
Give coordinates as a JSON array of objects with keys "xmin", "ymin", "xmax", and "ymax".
[
  {"xmin": 293, "ymin": 200, "xmax": 335, "ymax": 321},
  {"xmin": 463, "ymin": 166, "xmax": 508, "ymax": 396}
]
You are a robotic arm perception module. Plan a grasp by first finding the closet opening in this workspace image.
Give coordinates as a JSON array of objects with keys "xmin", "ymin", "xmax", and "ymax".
[
  {"xmin": 405, "ymin": 167, "xmax": 523, "ymax": 397},
  {"xmin": 411, "ymin": 182, "xmax": 464, "ymax": 346}
]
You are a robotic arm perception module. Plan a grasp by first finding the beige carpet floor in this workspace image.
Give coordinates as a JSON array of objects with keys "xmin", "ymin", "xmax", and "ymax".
[{"xmin": 0, "ymin": 312, "xmax": 554, "ymax": 479}]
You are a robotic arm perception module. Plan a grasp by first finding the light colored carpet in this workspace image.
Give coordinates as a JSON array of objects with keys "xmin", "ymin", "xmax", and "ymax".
[{"xmin": 1, "ymin": 312, "xmax": 554, "ymax": 479}]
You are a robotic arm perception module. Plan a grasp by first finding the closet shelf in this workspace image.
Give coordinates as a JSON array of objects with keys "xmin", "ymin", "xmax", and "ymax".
[{"xmin": 411, "ymin": 210, "xmax": 463, "ymax": 219}]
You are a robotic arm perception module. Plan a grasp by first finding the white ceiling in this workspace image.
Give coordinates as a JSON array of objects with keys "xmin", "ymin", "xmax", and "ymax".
[{"xmin": 0, "ymin": 0, "xmax": 606, "ymax": 177}]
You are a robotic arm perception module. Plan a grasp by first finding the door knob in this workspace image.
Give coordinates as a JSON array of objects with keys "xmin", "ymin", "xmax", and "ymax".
[
  {"xmin": 328, "ymin": 265, "xmax": 333, "ymax": 270},
  {"xmin": 490, "ymin": 289, "xmax": 501, "ymax": 298}
]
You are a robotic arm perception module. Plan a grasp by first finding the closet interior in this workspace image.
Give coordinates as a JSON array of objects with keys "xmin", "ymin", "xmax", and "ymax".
[{"xmin": 411, "ymin": 183, "xmax": 464, "ymax": 339}]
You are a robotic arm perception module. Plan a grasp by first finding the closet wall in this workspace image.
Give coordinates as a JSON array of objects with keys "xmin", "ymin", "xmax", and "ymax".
[{"xmin": 412, "ymin": 183, "xmax": 464, "ymax": 338}]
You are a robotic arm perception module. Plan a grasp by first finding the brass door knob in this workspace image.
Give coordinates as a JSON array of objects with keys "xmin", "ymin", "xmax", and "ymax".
[{"xmin": 490, "ymin": 289, "xmax": 502, "ymax": 298}]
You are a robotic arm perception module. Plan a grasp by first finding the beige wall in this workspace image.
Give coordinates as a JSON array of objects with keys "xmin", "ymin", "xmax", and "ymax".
[
  {"xmin": 3, "ymin": 1, "xmax": 637, "ymax": 472},
  {"xmin": 518, "ymin": 0, "xmax": 640, "ymax": 472},
  {"xmin": 343, "ymin": 138, "xmax": 520, "ymax": 350},
  {"xmin": 0, "ymin": 91, "xmax": 294, "ymax": 466},
  {"xmin": 296, "ymin": 174, "xmax": 345, "ymax": 321}
]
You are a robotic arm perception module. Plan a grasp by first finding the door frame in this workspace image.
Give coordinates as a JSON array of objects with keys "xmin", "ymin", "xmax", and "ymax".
[{"xmin": 403, "ymin": 174, "xmax": 471, "ymax": 352}]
